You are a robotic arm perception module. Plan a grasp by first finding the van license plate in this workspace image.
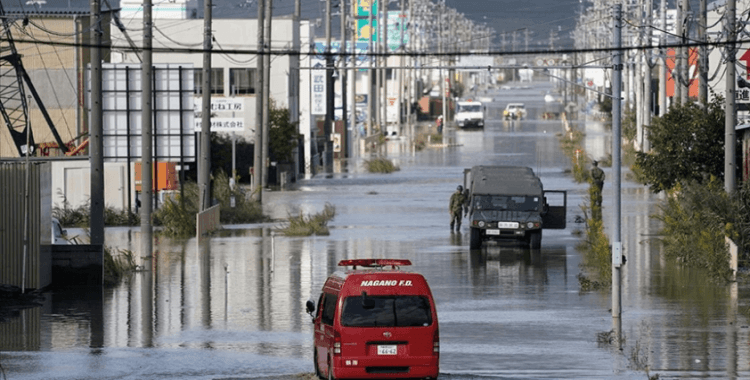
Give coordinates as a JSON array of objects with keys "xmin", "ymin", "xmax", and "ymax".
[
  {"xmin": 486, "ymin": 229, "xmax": 500, "ymax": 235},
  {"xmin": 377, "ymin": 345, "xmax": 397, "ymax": 355}
]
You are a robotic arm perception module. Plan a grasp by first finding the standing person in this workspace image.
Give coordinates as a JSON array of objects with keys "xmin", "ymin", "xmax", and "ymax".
[
  {"xmin": 436, "ymin": 115, "xmax": 443, "ymax": 134},
  {"xmin": 449, "ymin": 185, "xmax": 466, "ymax": 232},
  {"xmin": 590, "ymin": 160, "xmax": 605, "ymax": 211},
  {"xmin": 462, "ymin": 187, "xmax": 470, "ymax": 216}
]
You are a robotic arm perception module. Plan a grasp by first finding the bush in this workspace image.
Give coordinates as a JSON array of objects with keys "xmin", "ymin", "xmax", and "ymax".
[
  {"xmin": 578, "ymin": 196, "xmax": 612, "ymax": 289},
  {"xmin": 103, "ymin": 247, "xmax": 136, "ymax": 286},
  {"xmin": 280, "ymin": 203, "xmax": 336, "ymax": 236},
  {"xmin": 153, "ymin": 169, "xmax": 266, "ymax": 238},
  {"xmin": 53, "ymin": 193, "xmax": 139, "ymax": 227},
  {"xmin": 634, "ymin": 99, "xmax": 729, "ymax": 193},
  {"xmin": 364, "ymin": 158, "xmax": 400, "ymax": 173},
  {"xmin": 654, "ymin": 179, "xmax": 734, "ymax": 282}
]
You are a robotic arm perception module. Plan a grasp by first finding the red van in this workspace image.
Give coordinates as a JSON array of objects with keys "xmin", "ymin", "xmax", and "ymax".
[{"xmin": 306, "ymin": 259, "xmax": 440, "ymax": 379}]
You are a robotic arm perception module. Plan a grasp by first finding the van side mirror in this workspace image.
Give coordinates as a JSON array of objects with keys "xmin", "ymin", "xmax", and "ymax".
[{"xmin": 306, "ymin": 300, "xmax": 315, "ymax": 316}]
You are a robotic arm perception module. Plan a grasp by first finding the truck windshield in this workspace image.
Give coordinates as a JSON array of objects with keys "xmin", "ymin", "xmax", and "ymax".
[
  {"xmin": 473, "ymin": 195, "xmax": 539, "ymax": 212},
  {"xmin": 458, "ymin": 104, "xmax": 481, "ymax": 112},
  {"xmin": 341, "ymin": 295, "xmax": 432, "ymax": 327}
]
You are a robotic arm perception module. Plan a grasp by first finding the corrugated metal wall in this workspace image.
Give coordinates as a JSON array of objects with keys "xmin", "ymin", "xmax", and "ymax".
[
  {"xmin": 0, "ymin": 307, "xmax": 41, "ymax": 350},
  {"xmin": 0, "ymin": 162, "xmax": 50, "ymax": 289}
]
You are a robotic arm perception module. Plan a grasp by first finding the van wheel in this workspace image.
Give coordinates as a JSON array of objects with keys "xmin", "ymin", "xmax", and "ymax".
[
  {"xmin": 314, "ymin": 348, "xmax": 323, "ymax": 379},
  {"xmin": 529, "ymin": 231, "xmax": 542, "ymax": 249},
  {"xmin": 469, "ymin": 228, "xmax": 482, "ymax": 249}
]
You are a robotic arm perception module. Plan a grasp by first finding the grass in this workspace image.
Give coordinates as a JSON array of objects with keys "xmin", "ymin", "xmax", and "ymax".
[
  {"xmin": 103, "ymin": 247, "xmax": 137, "ymax": 287},
  {"xmin": 154, "ymin": 170, "xmax": 267, "ymax": 238},
  {"xmin": 364, "ymin": 157, "xmax": 400, "ymax": 173},
  {"xmin": 53, "ymin": 191, "xmax": 139, "ymax": 227},
  {"xmin": 280, "ymin": 203, "xmax": 336, "ymax": 236}
]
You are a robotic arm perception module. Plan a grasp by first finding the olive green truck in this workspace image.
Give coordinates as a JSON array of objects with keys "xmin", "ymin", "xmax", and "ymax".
[{"xmin": 463, "ymin": 165, "xmax": 567, "ymax": 249}]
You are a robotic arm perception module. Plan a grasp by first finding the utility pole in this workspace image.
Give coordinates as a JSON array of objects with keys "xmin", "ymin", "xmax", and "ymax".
[
  {"xmin": 253, "ymin": 0, "xmax": 264, "ymax": 201},
  {"xmin": 348, "ymin": 0, "xmax": 357, "ymax": 157},
  {"xmin": 262, "ymin": 0, "xmax": 272, "ymax": 185},
  {"xmin": 340, "ymin": 0, "xmax": 348, "ymax": 157},
  {"xmin": 725, "ymin": 0, "xmax": 736, "ymax": 193},
  {"xmin": 525, "ymin": 29, "xmax": 529, "ymax": 52},
  {"xmin": 635, "ymin": 0, "xmax": 644, "ymax": 149},
  {"xmin": 611, "ymin": 3, "xmax": 624, "ymax": 338},
  {"xmin": 439, "ymin": 0, "xmax": 446, "ymax": 130},
  {"xmin": 141, "ymin": 0, "xmax": 153, "ymax": 262},
  {"xmin": 674, "ymin": 1, "xmax": 682, "ymax": 105},
  {"xmin": 643, "ymin": 0, "xmax": 652, "ymax": 152},
  {"xmin": 397, "ymin": 0, "xmax": 405, "ymax": 136},
  {"xmin": 658, "ymin": 0, "xmax": 667, "ymax": 116},
  {"xmin": 367, "ymin": 2, "xmax": 373, "ymax": 136},
  {"xmin": 679, "ymin": 0, "xmax": 688, "ymax": 105},
  {"xmin": 324, "ymin": 0, "xmax": 333, "ymax": 169},
  {"xmin": 199, "ymin": 0, "xmax": 212, "ymax": 211},
  {"xmin": 90, "ymin": 0, "xmax": 104, "ymax": 245},
  {"xmin": 698, "ymin": 0, "xmax": 708, "ymax": 106},
  {"xmin": 382, "ymin": 1, "xmax": 388, "ymax": 136}
]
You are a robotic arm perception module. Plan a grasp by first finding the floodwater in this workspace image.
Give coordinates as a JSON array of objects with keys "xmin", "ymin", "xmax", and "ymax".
[{"xmin": 2, "ymin": 81, "xmax": 750, "ymax": 379}]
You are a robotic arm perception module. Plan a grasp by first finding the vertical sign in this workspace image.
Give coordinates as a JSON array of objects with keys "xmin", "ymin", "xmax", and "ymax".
[{"xmin": 311, "ymin": 62, "xmax": 327, "ymax": 115}]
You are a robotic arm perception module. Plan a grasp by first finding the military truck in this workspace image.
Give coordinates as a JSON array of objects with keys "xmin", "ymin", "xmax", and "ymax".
[{"xmin": 463, "ymin": 166, "xmax": 567, "ymax": 249}]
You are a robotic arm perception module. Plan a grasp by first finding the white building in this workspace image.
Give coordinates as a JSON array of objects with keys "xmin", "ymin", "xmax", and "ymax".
[
  {"xmin": 111, "ymin": 4, "xmax": 319, "ymax": 179},
  {"xmin": 708, "ymin": 0, "xmax": 750, "ymax": 125}
]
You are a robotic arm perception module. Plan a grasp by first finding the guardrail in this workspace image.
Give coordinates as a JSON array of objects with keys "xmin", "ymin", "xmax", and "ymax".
[{"xmin": 197, "ymin": 204, "xmax": 221, "ymax": 238}]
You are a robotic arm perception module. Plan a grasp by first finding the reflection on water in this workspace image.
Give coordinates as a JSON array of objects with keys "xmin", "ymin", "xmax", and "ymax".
[{"xmin": 3, "ymin": 84, "xmax": 750, "ymax": 379}]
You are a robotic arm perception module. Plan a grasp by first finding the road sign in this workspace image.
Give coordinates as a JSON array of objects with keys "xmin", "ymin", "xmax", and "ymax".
[
  {"xmin": 311, "ymin": 62, "xmax": 327, "ymax": 116},
  {"xmin": 740, "ymin": 49, "xmax": 750, "ymax": 80}
]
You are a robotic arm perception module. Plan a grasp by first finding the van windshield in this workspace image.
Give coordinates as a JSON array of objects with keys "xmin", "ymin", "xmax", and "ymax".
[
  {"xmin": 458, "ymin": 104, "xmax": 481, "ymax": 112},
  {"xmin": 341, "ymin": 295, "xmax": 432, "ymax": 327},
  {"xmin": 473, "ymin": 195, "xmax": 539, "ymax": 212}
]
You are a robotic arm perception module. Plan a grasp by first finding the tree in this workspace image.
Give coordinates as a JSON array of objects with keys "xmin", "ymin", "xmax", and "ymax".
[
  {"xmin": 634, "ymin": 98, "xmax": 731, "ymax": 193},
  {"xmin": 268, "ymin": 100, "xmax": 300, "ymax": 163}
]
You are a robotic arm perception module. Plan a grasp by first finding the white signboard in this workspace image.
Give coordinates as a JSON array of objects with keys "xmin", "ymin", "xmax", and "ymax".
[
  {"xmin": 92, "ymin": 63, "xmax": 195, "ymax": 162},
  {"xmin": 311, "ymin": 61, "xmax": 327, "ymax": 115},
  {"xmin": 193, "ymin": 97, "xmax": 244, "ymax": 112},
  {"xmin": 194, "ymin": 118, "xmax": 245, "ymax": 132}
]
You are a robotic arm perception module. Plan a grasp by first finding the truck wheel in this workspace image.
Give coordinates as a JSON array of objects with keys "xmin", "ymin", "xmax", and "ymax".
[
  {"xmin": 470, "ymin": 228, "xmax": 482, "ymax": 249},
  {"xmin": 529, "ymin": 231, "xmax": 542, "ymax": 249}
]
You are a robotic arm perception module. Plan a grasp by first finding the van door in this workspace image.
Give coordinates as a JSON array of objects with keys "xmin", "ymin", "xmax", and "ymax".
[
  {"xmin": 318, "ymin": 292, "xmax": 338, "ymax": 376},
  {"xmin": 542, "ymin": 190, "xmax": 567, "ymax": 229}
]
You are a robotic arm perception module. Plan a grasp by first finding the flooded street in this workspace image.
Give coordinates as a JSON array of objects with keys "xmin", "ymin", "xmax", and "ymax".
[{"xmin": 3, "ymin": 81, "xmax": 750, "ymax": 379}]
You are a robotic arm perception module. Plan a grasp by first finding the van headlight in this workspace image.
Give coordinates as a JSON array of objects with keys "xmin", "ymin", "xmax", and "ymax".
[
  {"xmin": 478, "ymin": 221, "xmax": 486, "ymax": 228},
  {"xmin": 527, "ymin": 222, "xmax": 534, "ymax": 229}
]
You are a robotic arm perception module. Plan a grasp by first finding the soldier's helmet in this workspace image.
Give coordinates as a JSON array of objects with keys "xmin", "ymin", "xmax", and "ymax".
[
  {"xmin": 592, "ymin": 160, "xmax": 598, "ymax": 166},
  {"xmin": 457, "ymin": 185, "xmax": 463, "ymax": 192}
]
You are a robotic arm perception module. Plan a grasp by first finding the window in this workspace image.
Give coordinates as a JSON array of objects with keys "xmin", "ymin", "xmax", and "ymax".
[
  {"xmin": 322, "ymin": 293, "xmax": 337, "ymax": 326},
  {"xmin": 474, "ymin": 195, "xmax": 539, "ymax": 212},
  {"xmin": 341, "ymin": 295, "xmax": 432, "ymax": 327},
  {"xmin": 194, "ymin": 68, "xmax": 224, "ymax": 95},
  {"xmin": 230, "ymin": 68, "xmax": 256, "ymax": 95}
]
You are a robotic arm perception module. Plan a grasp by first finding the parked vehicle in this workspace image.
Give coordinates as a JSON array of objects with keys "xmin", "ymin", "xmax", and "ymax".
[
  {"xmin": 306, "ymin": 259, "xmax": 440, "ymax": 380},
  {"xmin": 454, "ymin": 100, "xmax": 485, "ymax": 129},
  {"xmin": 463, "ymin": 166, "xmax": 567, "ymax": 249},
  {"xmin": 503, "ymin": 103, "xmax": 527, "ymax": 120},
  {"xmin": 52, "ymin": 217, "xmax": 69, "ymax": 245}
]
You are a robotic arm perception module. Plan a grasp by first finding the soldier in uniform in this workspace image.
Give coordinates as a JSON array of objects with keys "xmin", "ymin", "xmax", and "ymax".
[
  {"xmin": 590, "ymin": 160, "xmax": 605, "ymax": 210},
  {"xmin": 449, "ymin": 185, "xmax": 466, "ymax": 232}
]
